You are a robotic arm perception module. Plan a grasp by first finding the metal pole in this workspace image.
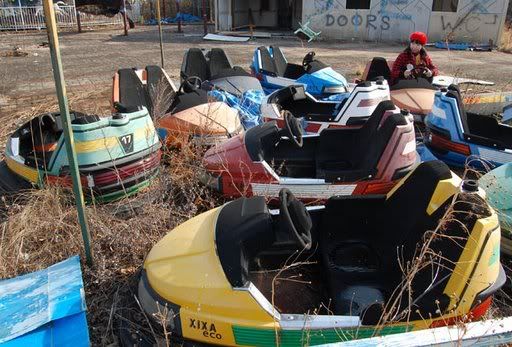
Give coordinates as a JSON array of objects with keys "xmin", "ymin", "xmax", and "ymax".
[
  {"xmin": 42, "ymin": 0, "xmax": 94, "ymax": 267},
  {"xmin": 122, "ymin": 0, "xmax": 128, "ymax": 36},
  {"xmin": 176, "ymin": 0, "xmax": 182, "ymax": 33},
  {"xmin": 202, "ymin": 0, "xmax": 207, "ymax": 35},
  {"xmin": 156, "ymin": 0, "xmax": 165, "ymax": 68},
  {"xmin": 18, "ymin": 0, "xmax": 25, "ymax": 29}
]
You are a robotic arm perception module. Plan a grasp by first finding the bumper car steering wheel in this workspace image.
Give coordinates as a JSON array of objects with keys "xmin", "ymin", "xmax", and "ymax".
[
  {"xmin": 180, "ymin": 76, "xmax": 203, "ymax": 93},
  {"xmin": 282, "ymin": 110, "xmax": 303, "ymax": 148},
  {"xmin": 279, "ymin": 188, "xmax": 312, "ymax": 250}
]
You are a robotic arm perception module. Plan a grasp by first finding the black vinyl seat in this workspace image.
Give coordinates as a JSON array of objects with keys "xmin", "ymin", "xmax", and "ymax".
[
  {"xmin": 256, "ymin": 46, "xmax": 306, "ymax": 80},
  {"xmin": 315, "ymin": 100, "xmax": 402, "ymax": 182},
  {"xmin": 182, "ymin": 48, "xmax": 249, "ymax": 82},
  {"xmin": 215, "ymin": 196, "xmax": 274, "ymax": 287},
  {"xmin": 319, "ymin": 160, "xmax": 491, "ymax": 322},
  {"xmin": 365, "ymin": 57, "xmax": 391, "ymax": 81},
  {"xmin": 181, "ymin": 48, "xmax": 209, "ymax": 82},
  {"xmin": 244, "ymin": 101, "xmax": 405, "ymax": 181},
  {"xmin": 118, "ymin": 68, "xmax": 151, "ymax": 111}
]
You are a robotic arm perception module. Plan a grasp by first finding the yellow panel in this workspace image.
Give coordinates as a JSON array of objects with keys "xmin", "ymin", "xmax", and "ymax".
[
  {"xmin": 443, "ymin": 214, "xmax": 500, "ymax": 313},
  {"xmin": 74, "ymin": 125, "xmax": 155, "ymax": 153},
  {"xmin": 74, "ymin": 137, "xmax": 118, "ymax": 153},
  {"xmin": 5, "ymin": 156, "xmax": 40, "ymax": 183},
  {"xmin": 426, "ymin": 173, "xmax": 461, "ymax": 215},
  {"xmin": 144, "ymin": 207, "xmax": 275, "ymax": 342}
]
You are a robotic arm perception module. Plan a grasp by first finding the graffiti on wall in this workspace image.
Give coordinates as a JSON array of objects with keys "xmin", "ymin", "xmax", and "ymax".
[
  {"xmin": 306, "ymin": 0, "xmax": 420, "ymax": 33},
  {"xmin": 325, "ymin": 13, "xmax": 390, "ymax": 30},
  {"xmin": 304, "ymin": 0, "xmax": 506, "ymax": 42},
  {"xmin": 436, "ymin": 0, "xmax": 502, "ymax": 37}
]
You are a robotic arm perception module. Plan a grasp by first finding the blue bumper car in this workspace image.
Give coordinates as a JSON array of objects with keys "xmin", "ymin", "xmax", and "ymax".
[
  {"xmin": 250, "ymin": 46, "xmax": 349, "ymax": 98},
  {"xmin": 424, "ymin": 85, "xmax": 512, "ymax": 168}
]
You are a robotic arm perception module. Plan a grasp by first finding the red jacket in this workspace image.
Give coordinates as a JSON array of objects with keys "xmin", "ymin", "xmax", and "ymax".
[{"xmin": 390, "ymin": 51, "xmax": 438, "ymax": 84}]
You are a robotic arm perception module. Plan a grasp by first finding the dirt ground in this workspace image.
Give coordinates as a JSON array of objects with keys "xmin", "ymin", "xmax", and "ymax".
[{"xmin": 1, "ymin": 25, "xmax": 512, "ymax": 121}]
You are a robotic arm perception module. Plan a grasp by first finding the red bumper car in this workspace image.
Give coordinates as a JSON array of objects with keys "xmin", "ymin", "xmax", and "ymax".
[{"xmin": 202, "ymin": 100, "xmax": 417, "ymax": 201}]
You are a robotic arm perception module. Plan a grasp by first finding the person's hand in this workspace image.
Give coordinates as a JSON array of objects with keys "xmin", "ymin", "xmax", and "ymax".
[
  {"xmin": 424, "ymin": 68, "xmax": 433, "ymax": 78},
  {"xmin": 404, "ymin": 70, "xmax": 412, "ymax": 78}
]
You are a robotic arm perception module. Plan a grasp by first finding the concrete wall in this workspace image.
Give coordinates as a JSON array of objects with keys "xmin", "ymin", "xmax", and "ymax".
[
  {"xmin": 302, "ymin": 0, "xmax": 509, "ymax": 43},
  {"xmin": 216, "ymin": 0, "xmax": 231, "ymax": 31}
]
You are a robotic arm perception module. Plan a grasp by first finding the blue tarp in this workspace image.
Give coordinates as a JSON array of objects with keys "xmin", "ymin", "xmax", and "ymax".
[
  {"xmin": 435, "ymin": 41, "xmax": 493, "ymax": 51},
  {"xmin": 209, "ymin": 89, "xmax": 265, "ymax": 129},
  {"xmin": 0, "ymin": 256, "xmax": 89, "ymax": 346},
  {"xmin": 145, "ymin": 13, "xmax": 201, "ymax": 25}
]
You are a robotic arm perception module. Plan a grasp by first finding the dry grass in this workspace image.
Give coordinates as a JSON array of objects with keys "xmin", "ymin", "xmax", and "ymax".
[
  {"xmin": 0, "ymin": 85, "xmax": 511, "ymax": 346},
  {"xmin": 0, "ymin": 146, "xmax": 224, "ymax": 345},
  {"xmin": 0, "ymin": 90, "xmax": 226, "ymax": 345},
  {"xmin": 500, "ymin": 24, "xmax": 512, "ymax": 53}
]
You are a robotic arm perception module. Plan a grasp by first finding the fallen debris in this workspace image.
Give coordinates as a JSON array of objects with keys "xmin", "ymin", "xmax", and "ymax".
[
  {"xmin": 203, "ymin": 33, "xmax": 250, "ymax": 42},
  {"xmin": 0, "ymin": 47, "xmax": 28, "ymax": 58},
  {"xmin": 294, "ymin": 20, "xmax": 321, "ymax": 42},
  {"xmin": 218, "ymin": 30, "xmax": 272, "ymax": 38},
  {"xmin": 433, "ymin": 75, "xmax": 495, "ymax": 87}
]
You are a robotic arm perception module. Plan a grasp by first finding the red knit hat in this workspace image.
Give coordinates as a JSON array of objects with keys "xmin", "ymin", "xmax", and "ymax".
[{"xmin": 410, "ymin": 31, "xmax": 428, "ymax": 45}]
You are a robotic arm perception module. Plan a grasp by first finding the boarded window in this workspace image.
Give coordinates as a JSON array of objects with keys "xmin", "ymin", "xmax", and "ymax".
[
  {"xmin": 432, "ymin": 0, "xmax": 458, "ymax": 12},
  {"xmin": 346, "ymin": 0, "xmax": 371, "ymax": 10}
]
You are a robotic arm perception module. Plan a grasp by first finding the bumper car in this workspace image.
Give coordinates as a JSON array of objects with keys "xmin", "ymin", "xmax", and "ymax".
[
  {"xmin": 251, "ymin": 46, "xmax": 349, "ymax": 98},
  {"xmin": 202, "ymin": 101, "xmax": 416, "ymax": 200},
  {"xmin": 480, "ymin": 162, "xmax": 512, "ymax": 255},
  {"xmin": 424, "ymin": 85, "xmax": 512, "ymax": 168},
  {"xmin": 503, "ymin": 104, "xmax": 512, "ymax": 125},
  {"xmin": 112, "ymin": 65, "xmax": 241, "ymax": 147},
  {"xmin": 362, "ymin": 57, "xmax": 437, "ymax": 122},
  {"xmin": 181, "ymin": 47, "xmax": 266, "ymax": 129},
  {"xmin": 260, "ymin": 81, "xmax": 390, "ymax": 134},
  {"xmin": 0, "ymin": 108, "xmax": 161, "ymax": 203},
  {"xmin": 135, "ymin": 160, "xmax": 505, "ymax": 346}
]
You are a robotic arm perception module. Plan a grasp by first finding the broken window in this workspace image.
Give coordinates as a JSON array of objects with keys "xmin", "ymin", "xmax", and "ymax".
[
  {"xmin": 432, "ymin": 0, "xmax": 458, "ymax": 12},
  {"xmin": 346, "ymin": 0, "xmax": 371, "ymax": 10}
]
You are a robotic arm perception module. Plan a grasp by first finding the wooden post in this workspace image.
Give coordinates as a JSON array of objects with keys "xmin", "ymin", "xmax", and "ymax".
[
  {"xmin": 76, "ymin": 10, "xmax": 82, "ymax": 33},
  {"xmin": 176, "ymin": 0, "xmax": 182, "ymax": 33},
  {"xmin": 42, "ymin": 0, "xmax": 94, "ymax": 267},
  {"xmin": 202, "ymin": 0, "xmax": 207, "ymax": 35},
  {"xmin": 122, "ymin": 0, "xmax": 128, "ymax": 36},
  {"xmin": 156, "ymin": 0, "xmax": 165, "ymax": 68}
]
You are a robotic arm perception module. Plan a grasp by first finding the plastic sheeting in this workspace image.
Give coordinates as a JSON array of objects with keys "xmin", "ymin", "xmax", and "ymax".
[
  {"xmin": 145, "ymin": 13, "xmax": 201, "ymax": 25},
  {"xmin": 0, "ymin": 256, "xmax": 89, "ymax": 346},
  {"xmin": 209, "ymin": 89, "xmax": 265, "ymax": 129}
]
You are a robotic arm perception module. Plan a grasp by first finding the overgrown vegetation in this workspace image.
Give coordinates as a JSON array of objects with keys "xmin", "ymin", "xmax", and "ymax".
[{"xmin": 0, "ymin": 91, "xmax": 511, "ymax": 346}]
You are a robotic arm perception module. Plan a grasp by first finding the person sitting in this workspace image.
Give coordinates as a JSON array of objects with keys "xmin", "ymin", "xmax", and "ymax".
[{"xmin": 390, "ymin": 31, "xmax": 438, "ymax": 85}]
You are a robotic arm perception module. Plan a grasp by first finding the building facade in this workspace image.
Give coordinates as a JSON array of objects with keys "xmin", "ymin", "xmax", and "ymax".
[{"xmin": 215, "ymin": 0, "xmax": 510, "ymax": 44}]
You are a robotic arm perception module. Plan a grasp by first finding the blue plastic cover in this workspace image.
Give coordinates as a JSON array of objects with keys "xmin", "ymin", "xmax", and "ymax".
[
  {"xmin": 146, "ymin": 13, "xmax": 201, "ymax": 25},
  {"xmin": 0, "ymin": 256, "xmax": 89, "ymax": 346},
  {"xmin": 209, "ymin": 89, "xmax": 265, "ymax": 129},
  {"xmin": 296, "ymin": 67, "xmax": 348, "ymax": 96}
]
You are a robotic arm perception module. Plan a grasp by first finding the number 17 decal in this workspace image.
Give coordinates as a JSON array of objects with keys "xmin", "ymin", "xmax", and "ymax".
[{"xmin": 119, "ymin": 133, "xmax": 134, "ymax": 153}]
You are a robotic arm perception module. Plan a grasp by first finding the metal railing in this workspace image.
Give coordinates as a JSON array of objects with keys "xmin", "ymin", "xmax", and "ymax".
[{"xmin": 0, "ymin": 5, "xmax": 123, "ymax": 31}]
